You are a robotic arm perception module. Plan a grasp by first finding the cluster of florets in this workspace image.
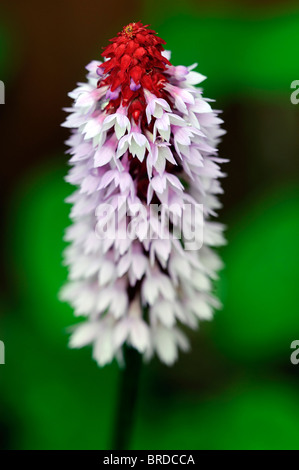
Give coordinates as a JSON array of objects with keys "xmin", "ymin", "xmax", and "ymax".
[{"xmin": 61, "ymin": 23, "xmax": 226, "ymax": 366}]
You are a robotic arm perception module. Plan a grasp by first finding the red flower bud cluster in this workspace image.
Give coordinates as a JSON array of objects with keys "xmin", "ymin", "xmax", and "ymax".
[{"xmin": 99, "ymin": 22, "xmax": 172, "ymax": 122}]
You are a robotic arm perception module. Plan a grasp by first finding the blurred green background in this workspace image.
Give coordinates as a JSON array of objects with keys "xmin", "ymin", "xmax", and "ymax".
[{"xmin": 0, "ymin": 0, "xmax": 298, "ymax": 450}]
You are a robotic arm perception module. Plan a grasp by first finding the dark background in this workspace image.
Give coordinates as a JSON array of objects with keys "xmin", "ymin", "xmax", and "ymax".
[{"xmin": 0, "ymin": 0, "xmax": 298, "ymax": 449}]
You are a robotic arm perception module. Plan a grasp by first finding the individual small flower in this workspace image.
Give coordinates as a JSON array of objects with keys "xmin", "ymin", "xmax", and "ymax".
[
  {"xmin": 117, "ymin": 127, "xmax": 151, "ymax": 162},
  {"xmin": 61, "ymin": 22, "xmax": 227, "ymax": 367},
  {"xmin": 101, "ymin": 107, "xmax": 131, "ymax": 139}
]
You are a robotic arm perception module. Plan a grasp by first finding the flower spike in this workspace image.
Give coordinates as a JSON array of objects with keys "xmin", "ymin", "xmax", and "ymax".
[{"xmin": 61, "ymin": 23, "xmax": 227, "ymax": 366}]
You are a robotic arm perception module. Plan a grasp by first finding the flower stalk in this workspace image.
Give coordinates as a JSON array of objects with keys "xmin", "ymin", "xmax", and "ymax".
[{"xmin": 112, "ymin": 345, "xmax": 142, "ymax": 450}]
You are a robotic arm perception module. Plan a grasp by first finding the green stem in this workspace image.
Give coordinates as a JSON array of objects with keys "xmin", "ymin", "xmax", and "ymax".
[{"xmin": 112, "ymin": 345, "xmax": 142, "ymax": 450}]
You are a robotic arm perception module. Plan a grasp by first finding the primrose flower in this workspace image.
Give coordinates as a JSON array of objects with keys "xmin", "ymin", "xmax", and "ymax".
[{"xmin": 61, "ymin": 22, "xmax": 227, "ymax": 366}]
